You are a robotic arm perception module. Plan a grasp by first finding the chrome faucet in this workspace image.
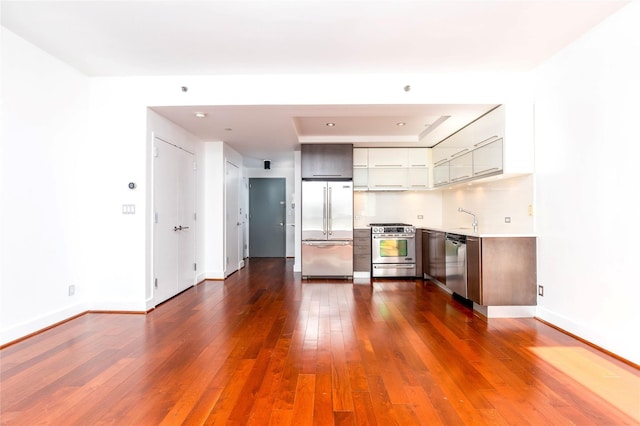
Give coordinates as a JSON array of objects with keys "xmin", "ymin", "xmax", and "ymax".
[{"xmin": 458, "ymin": 208, "xmax": 478, "ymax": 232}]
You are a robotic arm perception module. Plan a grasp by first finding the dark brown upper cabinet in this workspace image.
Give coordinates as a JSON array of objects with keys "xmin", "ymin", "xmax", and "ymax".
[{"xmin": 301, "ymin": 144, "xmax": 353, "ymax": 179}]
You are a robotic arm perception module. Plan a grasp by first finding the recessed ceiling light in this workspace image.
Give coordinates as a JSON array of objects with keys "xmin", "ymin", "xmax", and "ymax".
[
  {"xmin": 325, "ymin": 122, "xmax": 336, "ymax": 127},
  {"xmin": 396, "ymin": 122, "xmax": 406, "ymax": 126},
  {"xmin": 194, "ymin": 112, "xmax": 207, "ymax": 118}
]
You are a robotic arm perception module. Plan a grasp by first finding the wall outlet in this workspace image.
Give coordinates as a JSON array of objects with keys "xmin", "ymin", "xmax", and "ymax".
[
  {"xmin": 68, "ymin": 285, "xmax": 75, "ymax": 296},
  {"xmin": 417, "ymin": 214, "xmax": 424, "ymax": 219},
  {"xmin": 528, "ymin": 204, "xmax": 534, "ymax": 216},
  {"xmin": 538, "ymin": 285, "xmax": 544, "ymax": 297},
  {"xmin": 504, "ymin": 217, "xmax": 511, "ymax": 223}
]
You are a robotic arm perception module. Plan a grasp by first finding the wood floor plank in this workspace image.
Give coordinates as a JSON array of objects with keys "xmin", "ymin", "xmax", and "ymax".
[
  {"xmin": 351, "ymin": 391, "xmax": 378, "ymax": 426},
  {"xmin": 312, "ymin": 373, "xmax": 333, "ymax": 426},
  {"xmin": 290, "ymin": 373, "xmax": 316, "ymax": 425},
  {"xmin": 1, "ymin": 258, "xmax": 637, "ymax": 425}
]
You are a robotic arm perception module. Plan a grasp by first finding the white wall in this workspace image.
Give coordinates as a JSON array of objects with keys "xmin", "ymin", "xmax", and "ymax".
[
  {"xmin": 203, "ymin": 141, "xmax": 224, "ymax": 279},
  {"xmin": 533, "ymin": 2, "xmax": 640, "ymax": 364},
  {"xmin": 1, "ymin": 29, "xmax": 90, "ymax": 343}
]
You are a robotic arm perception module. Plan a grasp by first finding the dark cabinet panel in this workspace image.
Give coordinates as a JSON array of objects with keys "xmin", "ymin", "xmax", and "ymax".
[
  {"xmin": 467, "ymin": 237, "xmax": 537, "ymax": 306},
  {"xmin": 425, "ymin": 230, "xmax": 446, "ymax": 284},
  {"xmin": 415, "ymin": 229, "xmax": 423, "ymax": 277},
  {"xmin": 421, "ymin": 229, "xmax": 429, "ymax": 279},
  {"xmin": 353, "ymin": 228, "xmax": 371, "ymax": 272},
  {"xmin": 467, "ymin": 236, "xmax": 481, "ymax": 304},
  {"xmin": 301, "ymin": 144, "xmax": 353, "ymax": 179}
]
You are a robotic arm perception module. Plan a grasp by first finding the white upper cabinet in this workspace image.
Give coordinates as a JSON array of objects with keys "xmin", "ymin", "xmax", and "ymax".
[
  {"xmin": 473, "ymin": 138, "xmax": 503, "ymax": 178},
  {"xmin": 353, "ymin": 148, "xmax": 369, "ymax": 168},
  {"xmin": 368, "ymin": 148, "xmax": 409, "ymax": 168},
  {"xmin": 471, "ymin": 106, "xmax": 504, "ymax": 148},
  {"xmin": 449, "ymin": 151, "xmax": 473, "ymax": 183},
  {"xmin": 408, "ymin": 168, "xmax": 429, "ymax": 189},
  {"xmin": 368, "ymin": 168, "xmax": 408, "ymax": 190},
  {"xmin": 408, "ymin": 148, "xmax": 429, "ymax": 168},
  {"xmin": 428, "ymin": 104, "xmax": 533, "ymax": 188},
  {"xmin": 433, "ymin": 163, "xmax": 450, "ymax": 187},
  {"xmin": 353, "ymin": 148, "xmax": 369, "ymax": 190},
  {"xmin": 352, "ymin": 148, "xmax": 429, "ymax": 191},
  {"xmin": 432, "ymin": 145, "xmax": 450, "ymax": 166}
]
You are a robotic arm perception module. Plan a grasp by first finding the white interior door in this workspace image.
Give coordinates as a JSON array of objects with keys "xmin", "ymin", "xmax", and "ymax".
[
  {"xmin": 225, "ymin": 161, "xmax": 240, "ymax": 276},
  {"xmin": 177, "ymin": 149, "xmax": 196, "ymax": 292},
  {"xmin": 154, "ymin": 137, "xmax": 195, "ymax": 305}
]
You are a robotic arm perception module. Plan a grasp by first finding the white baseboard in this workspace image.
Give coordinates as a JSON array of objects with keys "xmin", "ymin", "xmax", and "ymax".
[
  {"xmin": 474, "ymin": 303, "xmax": 536, "ymax": 318},
  {"xmin": 353, "ymin": 271, "xmax": 370, "ymax": 279},
  {"xmin": 205, "ymin": 270, "xmax": 225, "ymax": 280},
  {"xmin": 88, "ymin": 300, "xmax": 148, "ymax": 312},
  {"xmin": 0, "ymin": 302, "xmax": 88, "ymax": 346},
  {"xmin": 536, "ymin": 306, "xmax": 639, "ymax": 365}
]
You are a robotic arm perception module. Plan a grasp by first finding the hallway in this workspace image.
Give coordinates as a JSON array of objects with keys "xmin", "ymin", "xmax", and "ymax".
[{"xmin": 1, "ymin": 258, "xmax": 637, "ymax": 424}]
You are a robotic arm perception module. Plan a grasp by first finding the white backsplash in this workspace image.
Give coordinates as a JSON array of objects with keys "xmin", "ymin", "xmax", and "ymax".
[
  {"xmin": 354, "ymin": 190, "xmax": 442, "ymax": 228},
  {"xmin": 354, "ymin": 174, "xmax": 534, "ymax": 234},
  {"xmin": 442, "ymin": 174, "xmax": 534, "ymax": 234}
]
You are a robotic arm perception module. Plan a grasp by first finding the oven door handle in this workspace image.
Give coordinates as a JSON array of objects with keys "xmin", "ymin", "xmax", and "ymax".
[
  {"xmin": 373, "ymin": 264, "xmax": 416, "ymax": 269},
  {"xmin": 373, "ymin": 234, "xmax": 415, "ymax": 239}
]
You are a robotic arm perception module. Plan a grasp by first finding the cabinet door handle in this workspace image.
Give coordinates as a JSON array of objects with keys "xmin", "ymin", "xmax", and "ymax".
[
  {"xmin": 473, "ymin": 167, "xmax": 500, "ymax": 176},
  {"xmin": 451, "ymin": 175, "xmax": 470, "ymax": 182},
  {"xmin": 474, "ymin": 135, "xmax": 500, "ymax": 147},
  {"xmin": 434, "ymin": 159, "xmax": 448, "ymax": 166},
  {"xmin": 451, "ymin": 148, "xmax": 469, "ymax": 158}
]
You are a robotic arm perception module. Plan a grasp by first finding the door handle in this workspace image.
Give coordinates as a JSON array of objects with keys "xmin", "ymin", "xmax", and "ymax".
[
  {"xmin": 323, "ymin": 187, "xmax": 327, "ymax": 235},
  {"xmin": 174, "ymin": 225, "xmax": 190, "ymax": 231},
  {"xmin": 328, "ymin": 186, "xmax": 332, "ymax": 235},
  {"xmin": 279, "ymin": 222, "xmax": 284, "ymax": 226}
]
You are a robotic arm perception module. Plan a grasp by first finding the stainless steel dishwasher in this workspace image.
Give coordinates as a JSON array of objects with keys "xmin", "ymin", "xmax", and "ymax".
[{"xmin": 445, "ymin": 233, "xmax": 467, "ymax": 298}]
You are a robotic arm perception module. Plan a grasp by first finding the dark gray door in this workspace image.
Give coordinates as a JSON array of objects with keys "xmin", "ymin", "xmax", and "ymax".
[{"xmin": 249, "ymin": 178, "xmax": 286, "ymax": 257}]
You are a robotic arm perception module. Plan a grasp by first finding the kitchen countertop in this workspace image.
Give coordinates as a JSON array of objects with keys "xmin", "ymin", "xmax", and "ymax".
[
  {"xmin": 354, "ymin": 225, "xmax": 535, "ymax": 237},
  {"xmin": 419, "ymin": 227, "xmax": 536, "ymax": 238}
]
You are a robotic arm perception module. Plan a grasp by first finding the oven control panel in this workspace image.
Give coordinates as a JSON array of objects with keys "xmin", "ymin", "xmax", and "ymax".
[{"xmin": 371, "ymin": 225, "xmax": 415, "ymax": 234}]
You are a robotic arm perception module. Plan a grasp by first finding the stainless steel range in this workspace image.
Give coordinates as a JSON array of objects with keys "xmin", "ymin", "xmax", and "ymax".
[{"xmin": 370, "ymin": 223, "xmax": 416, "ymax": 277}]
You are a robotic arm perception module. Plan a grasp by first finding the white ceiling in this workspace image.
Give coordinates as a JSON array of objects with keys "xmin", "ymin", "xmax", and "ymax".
[{"xmin": 1, "ymin": 0, "xmax": 627, "ymax": 167}]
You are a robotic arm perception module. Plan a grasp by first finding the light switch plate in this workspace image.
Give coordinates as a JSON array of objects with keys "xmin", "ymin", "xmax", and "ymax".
[{"xmin": 122, "ymin": 204, "xmax": 136, "ymax": 214}]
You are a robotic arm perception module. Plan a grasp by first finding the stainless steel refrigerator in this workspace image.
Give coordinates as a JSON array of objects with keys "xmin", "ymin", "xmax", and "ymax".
[{"xmin": 301, "ymin": 180, "xmax": 353, "ymax": 278}]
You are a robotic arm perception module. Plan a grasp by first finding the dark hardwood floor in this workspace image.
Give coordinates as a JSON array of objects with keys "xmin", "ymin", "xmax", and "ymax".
[{"xmin": 1, "ymin": 258, "xmax": 638, "ymax": 425}]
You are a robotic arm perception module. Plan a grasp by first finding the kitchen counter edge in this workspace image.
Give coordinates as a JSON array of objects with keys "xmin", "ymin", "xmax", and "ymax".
[{"xmin": 419, "ymin": 227, "xmax": 537, "ymax": 238}]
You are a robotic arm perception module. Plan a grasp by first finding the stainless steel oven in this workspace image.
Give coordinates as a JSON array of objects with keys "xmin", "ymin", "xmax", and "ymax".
[{"xmin": 370, "ymin": 223, "xmax": 416, "ymax": 277}]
